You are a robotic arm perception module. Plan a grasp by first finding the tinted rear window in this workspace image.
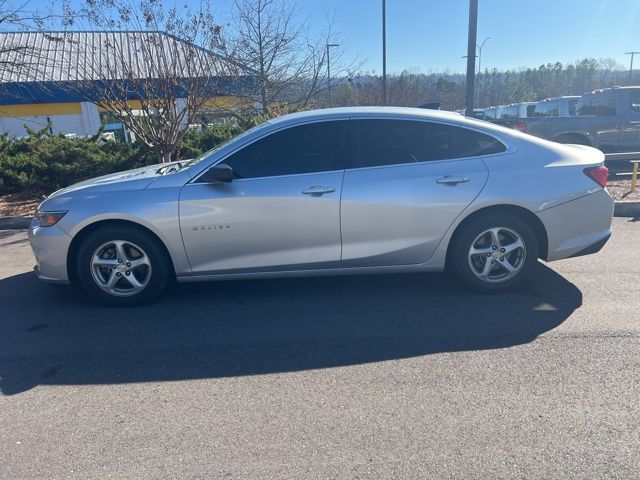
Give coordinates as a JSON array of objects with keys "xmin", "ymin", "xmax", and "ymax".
[
  {"xmin": 356, "ymin": 120, "xmax": 452, "ymax": 167},
  {"xmin": 500, "ymin": 106, "xmax": 519, "ymax": 119},
  {"xmin": 577, "ymin": 93, "xmax": 616, "ymax": 116},
  {"xmin": 453, "ymin": 128, "xmax": 507, "ymax": 157},
  {"xmin": 355, "ymin": 119, "xmax": 505, "ymax": 168},
  {"xmin": 533, "ymin": 100, "xmax": 559, "ymax": 117},
  {"xmin": 628, "ymin": 91, "xmax": 640, "ymax": 113},
  {"xmin": 568, "ymin": 98, "xmax": 578, "ymax": 116}
]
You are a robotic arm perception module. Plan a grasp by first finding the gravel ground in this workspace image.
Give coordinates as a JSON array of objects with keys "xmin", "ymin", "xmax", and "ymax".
[{"xmin": 607, "ymin": 179, "xmax": 640, "ymax": 201}]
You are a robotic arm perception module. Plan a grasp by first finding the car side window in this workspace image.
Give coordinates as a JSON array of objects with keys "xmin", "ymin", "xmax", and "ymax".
[
  {"xmin": 501, "ymin": 106, "xmax": 518, "ymax": 119},
  {"xmin": 356, "ymin": 120, "xmax": 452, "ymax": 167},
  {"xmin": 593, "ymin": 95, "xmax": 616, "ymax": 116},
  {"xmin": 354, "ymin": 120, "xmax": 505, "ymax": 168},
  {"xmin": 534, "ymin": 100, "xmax": 559, "ymax": 117},
  {"xmin": 628, "ymin": 91, "xmax": 640, "ymax": 114},
  {"xmin": 578, "ymin": 94, "xmax": 616, "ymax": 116},
  {"xmin": 452, "ymin": 127, "xmax": 507, "ymax": 157},
  {"xmin": 568, "ymin": 99, "xmax": 578, "ymax": 116},
  {"xmin": 223, "ymin": 121, "xmax": 349, "ymax": 179}
]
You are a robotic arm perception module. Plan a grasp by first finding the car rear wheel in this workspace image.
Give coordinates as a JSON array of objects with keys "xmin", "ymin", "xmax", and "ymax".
[
  {"xmin": 449, "ymin": 213, "xmax": 539, "ymax": 293},
  {"xmin": 76, "ymin": 225, "xmax": 170, "ymax": 306}
]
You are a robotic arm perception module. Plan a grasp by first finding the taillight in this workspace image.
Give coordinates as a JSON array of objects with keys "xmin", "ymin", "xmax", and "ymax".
[
  {"xmin": 583, "ymin": 165, "xmax": 608, "ymax": 188},
  {"xmin": 515, "ymin": 122, "xmax": 527, "ymax": 132}
]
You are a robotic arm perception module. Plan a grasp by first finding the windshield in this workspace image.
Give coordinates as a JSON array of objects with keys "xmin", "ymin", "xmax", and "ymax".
[{"xmin": 183, "ymin": 122, "xmax": 271, "ymax": 168}]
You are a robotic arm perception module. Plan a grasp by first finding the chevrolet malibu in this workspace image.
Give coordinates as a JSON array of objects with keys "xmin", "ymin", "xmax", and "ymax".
[{"xmin": 29, "ymin": 107, "xmax": 614, "ymax": 305}]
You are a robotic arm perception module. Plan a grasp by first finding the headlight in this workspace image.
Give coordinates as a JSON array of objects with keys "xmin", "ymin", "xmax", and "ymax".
[{"xmin": 35, "ymin": 210, "xmax": 67, "ymax": 227}]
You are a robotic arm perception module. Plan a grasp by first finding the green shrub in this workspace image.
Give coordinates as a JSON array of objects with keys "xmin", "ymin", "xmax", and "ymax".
[
  {"xmin": 0, "ymin": 123, "xmax": 245, "ymax": 195},
  {"xmin": 177, "ymin": 124, "xmax": 244, "ymax": 160}
]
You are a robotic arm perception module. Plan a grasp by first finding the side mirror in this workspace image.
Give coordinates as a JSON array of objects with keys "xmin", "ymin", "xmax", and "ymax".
[{"xmin": 200, "ymin": 163, "xmax": 234, "ymax": 183}]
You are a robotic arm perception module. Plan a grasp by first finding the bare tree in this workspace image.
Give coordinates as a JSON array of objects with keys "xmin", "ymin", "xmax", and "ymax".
[
  {"xmin": 221, "ymin": 0, "xmax": 352, "ymax": 118},
  {"xmin": 54, "ymin": 0, "xmax": 248, "ymax": 163},
  {"xmin": 0, "ymin": 1, "xmax": 63, "ymax": 89}
]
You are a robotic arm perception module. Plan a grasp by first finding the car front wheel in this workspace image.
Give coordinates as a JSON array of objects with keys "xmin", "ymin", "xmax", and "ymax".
[
  {"xmin": 449, "ymin": 213, "xmax": 539, "ymax": 293},
  {"xmin": 76, "ymin": 225, "xmax": 171, "ymax": 306}
]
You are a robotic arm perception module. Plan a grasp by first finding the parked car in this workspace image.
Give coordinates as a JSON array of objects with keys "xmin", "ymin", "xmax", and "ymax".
[
  {"xmin": 501, "ymin": 102, "xmax": 537, "ymax": 119},
  {"xmin": 29, "ymin": 107, "xmax": 614, "ymax": 305},
  {"xmin": 469, "ymin": 109, "xmax": 486, "ymax": 120},
  {"xmin": 495, "ymin": 102, "xmax": 537, "ymax": 128},
  {"xmin": 483, "ymin": 106, "xmax": 503, "ymax": 121},
  {"xmin": 532, "ymin": 96, "xmax": 580, "ymax": 118},
  {"xmin": 519, "ymin": 87, "xmax": 640, "ymax": 152},
  {"xmin": 455, "ymin": 108, "xmax": 486, "ymax": 120}
]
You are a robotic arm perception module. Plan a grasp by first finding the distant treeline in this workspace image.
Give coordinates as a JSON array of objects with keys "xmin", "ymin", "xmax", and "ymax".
[{"xmin": 329, "ymin": 58, "xmax": 630, "ymax": 110}]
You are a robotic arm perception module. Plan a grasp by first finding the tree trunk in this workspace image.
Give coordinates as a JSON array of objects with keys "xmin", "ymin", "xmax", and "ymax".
[
  {"xmin": 260, "ymin": 82, "xmax": 268, "ymax": 114},
  {"xmin": 155, "ymin": 149, "xmax": 173, "ymax": 163}
]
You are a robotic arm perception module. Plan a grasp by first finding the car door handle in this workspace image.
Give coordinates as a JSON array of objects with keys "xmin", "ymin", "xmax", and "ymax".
[
  {"xmin": 436, "ymin": 175, "xmax": 470, "ymax": 185},
  {"xmin": 301, "ymin": 185, "xmax": 336, "ymax": 196}
]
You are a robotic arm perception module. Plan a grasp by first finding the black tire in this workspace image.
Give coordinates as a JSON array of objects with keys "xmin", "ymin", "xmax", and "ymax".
[
  {"xmin": 76, "ymin": 225, "xmax": 171, "ymax": 306},
  {"xmin": 448, "ymin": 213, "xmax": 539, "ymax": 293}
]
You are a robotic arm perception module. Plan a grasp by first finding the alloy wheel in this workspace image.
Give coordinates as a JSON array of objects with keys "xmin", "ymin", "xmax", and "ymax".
[
  {"xmin": 467, "ymin": 227, "xmax": 526, "ymax": 283},
  {"xmin": 90, "ymin": 240, "xmax": 152, "ymax": 297}
]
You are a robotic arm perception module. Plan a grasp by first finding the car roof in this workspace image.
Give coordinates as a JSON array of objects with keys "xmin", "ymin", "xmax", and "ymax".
[
  {"xmin": 266, "ymin": 106, "xmax": 465, "ymax": 127},
  {"xmin": 539, "ymin": 96, "xmax": 580, "ymax": 101},
  {"xmin": 259, "ymin": 105, "xmax": 529, "ymax": 145}
]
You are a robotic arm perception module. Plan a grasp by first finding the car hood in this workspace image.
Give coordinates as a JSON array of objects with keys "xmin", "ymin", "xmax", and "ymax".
[{"xmin": 46, "ymin": 161, "xmax": 183, "ymax": 199}]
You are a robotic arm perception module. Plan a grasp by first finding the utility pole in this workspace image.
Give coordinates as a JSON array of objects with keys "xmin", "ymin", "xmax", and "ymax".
[
  {"xmin": 465, "ymin": 0, "xmax": 478, "ymax": 117},
  {"xmin": 625, "ymin": 52, "xmax": 640, "ymax": 85},
  {"xmin": 326, "ymin": 43, "xmax": 339, "ymax": 107},
  {"xmin": 382, "ymin": 0, "xmax": 387, "ymax": 105}
]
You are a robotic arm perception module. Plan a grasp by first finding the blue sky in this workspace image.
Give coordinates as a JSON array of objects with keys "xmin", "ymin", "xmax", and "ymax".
[
  {"xmin": 23, "ymin": 0, "xmax": 640, "ymax": 73},
  {"xmin": 290, "ymin": 0, "xmax": 640, "ymax": 74}
]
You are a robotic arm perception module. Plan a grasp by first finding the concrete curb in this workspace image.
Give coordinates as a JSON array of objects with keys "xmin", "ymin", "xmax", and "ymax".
[
  {"xmin": 0, "ymin": 216, "xmax": 31, "ymax": 230},
  {"xmin": 614, "ymin": 201, "xmax": 640, "ymax": 218}
]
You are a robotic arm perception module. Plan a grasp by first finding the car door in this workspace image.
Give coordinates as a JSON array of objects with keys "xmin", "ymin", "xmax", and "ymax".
[
  {"xmin": 179, "ymin": 120, "xmax": 349, "ymax": 274},
  {"xmin": 340, "ymin": 118, "xmax": 494, "ymax": 268},
  {"xmin": 577, "ymin": 91, "xmax": 620, "ymax": 151},
  {"xmin": 617, "ymin": 89, "xmax": 640, "ymax": 151}
]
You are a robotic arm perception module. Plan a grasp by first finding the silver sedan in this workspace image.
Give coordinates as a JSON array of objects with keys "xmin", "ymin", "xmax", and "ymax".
[{"xmin": 29, "ymin": 107, "xmax": 614, "ymax": 305}]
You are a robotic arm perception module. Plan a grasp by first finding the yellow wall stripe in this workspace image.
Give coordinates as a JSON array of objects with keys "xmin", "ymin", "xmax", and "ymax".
[{"xmin": 0, "ymin": 102, "xmax": 83, "ymax": 117}]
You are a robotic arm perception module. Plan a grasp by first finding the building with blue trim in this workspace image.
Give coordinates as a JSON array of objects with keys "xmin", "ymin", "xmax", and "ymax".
[{"xmin": 0, "ymin": 31, "xmax": 253, "ymax": 138}]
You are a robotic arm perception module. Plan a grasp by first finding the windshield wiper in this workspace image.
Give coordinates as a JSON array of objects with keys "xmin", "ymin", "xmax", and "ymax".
[{"xmin": 156, "ymin": 162, "xmax": 184, "ymax": 175}]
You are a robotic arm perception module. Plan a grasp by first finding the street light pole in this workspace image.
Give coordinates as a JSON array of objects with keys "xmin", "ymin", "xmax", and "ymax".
[
  {"xmin": 476, "ymin": 37, "xmax": 489, "ymax": 76},
  {"xmin": 464, "ymin": 0, "xmax": 478, "ymax": 117},
  {"xmin": 382, "ymin": 0, "xmax": 387, "ymax": 105},
  {"xmin": 326, "ymin": 43, "xmax": 339, "ymax": 107},
  {"xmin": 625, "ymin": 51, "xmax": 640, "ymax": 85},
  {"xmin": 476, "ymin": 37, "xmax": 489, "ymax": 106}
]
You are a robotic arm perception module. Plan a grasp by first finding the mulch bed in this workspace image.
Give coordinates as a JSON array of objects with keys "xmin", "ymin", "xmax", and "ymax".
[
  {"xmin": 0, "ymin": 191, "xmax": 44, "ymax": 218},
  {"xmin": 607, "ymin": 179, "xmax": 640, "ymax": 202}
]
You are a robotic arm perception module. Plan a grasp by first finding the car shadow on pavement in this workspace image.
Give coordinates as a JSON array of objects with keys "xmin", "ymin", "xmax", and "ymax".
[{"xmin": 0, "ymin": 264, "xmax": 581, "ymax": 395}]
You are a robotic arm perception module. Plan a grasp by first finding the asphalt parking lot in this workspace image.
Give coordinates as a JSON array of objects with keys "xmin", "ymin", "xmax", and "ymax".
[{"xmin": 0, "ymin": 217, "xmax": 639, "ymax": 479}]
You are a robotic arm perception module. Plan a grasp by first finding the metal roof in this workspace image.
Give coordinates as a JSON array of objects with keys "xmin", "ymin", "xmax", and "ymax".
[{"xmin": 0, "ymin": 31, "xmax": 246, "ymax": 84}]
